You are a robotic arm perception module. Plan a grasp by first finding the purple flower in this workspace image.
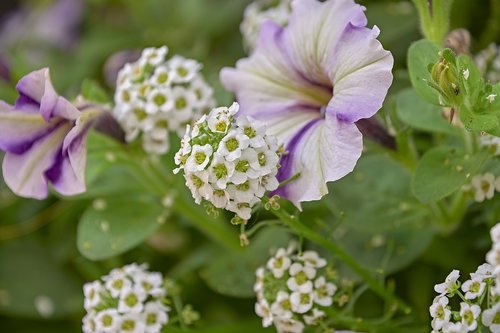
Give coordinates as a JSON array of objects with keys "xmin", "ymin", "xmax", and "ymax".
[
  {"xmin": 221, "ymin": 0, "xmax": 393, "ymax": 207},
  {"xmin": 0, "ymin": 68, "xmax": 105, "ymax": 199}
]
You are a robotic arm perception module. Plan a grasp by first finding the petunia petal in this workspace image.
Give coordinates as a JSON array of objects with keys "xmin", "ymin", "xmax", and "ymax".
[
  {"xmin": 16, "ymin": 68, "xmax": 80, "ymax": 121},
  {"xmin": 282, "ymin": 0, "xmax": 367, "ymax": 85},
  {"xmin": 2, "ymin": 123, "xmax": 72, "ymax": 199},
  {"xmin": 326, "ymin": 26, "xmax": 393, "ymax": 122},
  {"xmin": 275, "ymin": 114, "xmax": 363, "ymax": 208},
  {"xmin": 0, "ymin": 107, "xmax": 63, "ymax": 154},
  {"xmin": 220, "ymin": 21, "xmax": 331, "ymax": 117}
]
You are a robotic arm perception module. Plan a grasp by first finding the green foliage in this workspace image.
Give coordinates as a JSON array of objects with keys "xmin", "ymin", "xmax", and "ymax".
[
  {"xmin": 202, "ymin": 227, "xmax": 291, "ymax": 298},
  {"xmin": 407, "ymin": 39, "xmax": 441, "ymax": 105},
  {"xmin": 77, "ymin": 195, "xmax": 168, "ymax": 260},
  {"xmin": 81, "ymin": 79, "xmax": 111, "ymax": 104},
  {"xmin": 412, "ymin": 147, "xmax": 489, "ymax": 203},
  {"xmin": 396, "ymin": 88, "xmax": 457, "ymax": 134}
]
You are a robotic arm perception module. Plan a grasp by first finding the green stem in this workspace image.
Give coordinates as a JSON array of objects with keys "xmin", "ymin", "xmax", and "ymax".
[{"xmin": 269, "ymin": 205, "xmax": 411, "ymax": 314}]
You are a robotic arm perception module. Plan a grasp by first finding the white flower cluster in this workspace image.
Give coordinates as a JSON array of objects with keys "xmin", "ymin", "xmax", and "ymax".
[
  {"xmin": 254, "ymin": 246, "xmax": 340, "ymax": 333},
  {"xmin": 240, "ymin": 0, "xmax": 291, "ymax": 52},
  {"xmin": 480, "ymin": 134, "xmax": 500, "ymax": 156},
  {"xmin": 113, "ymin": 46, "xmax": 215, "ymax": 154},
  {"xmin": 82, "ymin": 263, "xmax": 170, "ymax": 333},
  {"xmin": 475, "ymin": 43, "xmax": 500, "ymax": 84},
  {"xmin": 429, "ymin": 222, "xmax": 500, "ymax": 333},
  {"xmin": 174, "ymin": 102, "xmax": 280, "ymax": 220},
  {"xmin": 462, "ymin": 172, "xmax": 500, "ymax": 202}
]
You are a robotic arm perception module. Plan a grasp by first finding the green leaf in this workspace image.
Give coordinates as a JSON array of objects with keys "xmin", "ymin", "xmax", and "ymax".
[
  {"xmin": 412, "ymin": 147, "xmax": 489, "ymax": 203},
  {"xmin": 202, "ymin": 226, "xmax": 291, "ymax": 298},
  {"xmin": 396, "ymin": 88, "xmax": 457, "ymax": 134},
  {"xmin": 407, "ymin": 39, "xmax": 441, "ymax": 105},
  {"xmin": 326, "ymin": 154, "xmax": 435, "ymax": 275},
  {"xmin": 0, "ymin": 238, "xmax": 82, "ymax": 319},
  {"xmin": 459, "ymin": 105, "xmax": 500, "ymax": 132},
  {"xmin": 77, "ymin": 195, "xmax": 167, "ymax": 260},
  {"xmin": 81, "ymin": 79, "xmax": 111, "ymax": 104}
]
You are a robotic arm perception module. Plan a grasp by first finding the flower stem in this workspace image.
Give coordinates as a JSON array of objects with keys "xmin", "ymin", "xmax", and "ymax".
[{"xmin": 269, "ymin": 203, "xmax": 411, "ymax": 314}]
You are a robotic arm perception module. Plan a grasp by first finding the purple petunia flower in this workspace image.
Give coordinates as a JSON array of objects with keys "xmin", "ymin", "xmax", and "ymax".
[
  {"xmin": 0, "ymin": 68, "xmax": 106, "ymax": 199},
  {"xmin": 220, "ymin": 0, "xmax": 393, "ymax": 207}
]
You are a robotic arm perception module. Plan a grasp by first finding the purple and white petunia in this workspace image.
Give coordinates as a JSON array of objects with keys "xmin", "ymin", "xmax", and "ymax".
[
  {"xmin": 0, "ymin": 68, "xmax": 106, "ymax": 199},
  {"xmin": 221, "ymin": 0, "xmax": 393, "ymax": 207}
]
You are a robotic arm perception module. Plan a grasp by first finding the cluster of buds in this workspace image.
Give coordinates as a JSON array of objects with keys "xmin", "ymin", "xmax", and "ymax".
[
  {"xmin": 240, "ymin": 0, "xmax": 291, "ymax": 52},
  {"xmin": 113, "ymin": 46, "xmax": 215, "ymax": 154},
  {"xmin": 429, "ymin": 222, "xmax": 500, "ymax": 332},
  {"xmin": 82, "ymin": 263, "xmax": 170, "ymax": 333},
  {"xmin": 254, "ymin": 246, "xmax": 347, "ymax": 333},
  {"xmin": 174, "ymin": 102, "xmax": 281, "ymax": 220},
  {"xmin": 430, "ymin": 49, "xmax": 462, "ymax": 107}
]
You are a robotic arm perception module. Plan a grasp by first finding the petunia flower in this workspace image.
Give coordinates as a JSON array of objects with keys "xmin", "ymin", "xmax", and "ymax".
[
  {"xmin": 0, "ymin": 68, "xmax": 106, "ymax": 199},
  {"xmin": 221, "ymin": 0, "xmax": 393, "ymax": 207}
]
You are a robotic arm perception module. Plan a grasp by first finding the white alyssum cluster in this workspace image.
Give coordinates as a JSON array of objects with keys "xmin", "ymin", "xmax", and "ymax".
[
  {"xmin": 463, "ymin": 172, "xmax": 500, "ymax": 203},
  {"xmin": 429, "ymin": 222, "xmax": 500, "ymax": 333},
  {"xmin": 475, "ymin": 43, "xmax": 500, "ymax": 84},
  {"xmin": 174, "ymin": 102, "xmax": 280, "ymax": 220},
  {"xmin": 479, "ymin": 134, "xmax": 500, "ymax": 156},
  {"xmin": 113, "ymin": 46, "xmax": 215, "ymax": 154},
  {"xmin": 254, "ymin": 246, "xmax": 342, "ymax": 333},
  {"xmin": 240, "ymin": 0, "xmax": 291, "ymax": 52},
  {"xmin": 82, "ymin": 263, "xmax": 170, "ymax": 333}
]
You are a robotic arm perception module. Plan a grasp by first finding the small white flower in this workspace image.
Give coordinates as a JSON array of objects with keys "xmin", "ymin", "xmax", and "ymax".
[
  {"xmin": 270, "ymin": 291, "xmax": 293, "ymax": 319},
  {"xmin": 141, "ymin": 46, "xmax": 168, "ymax": 66},
  {"xmin": 120, "ymin": 312, "xmax": 146, "ymax": 333},
  {"xmin": 461, "ymin": 277, "xmax": 485, "ymax": 299},
  {"xmin": 471, "ymin": 263, "xmax": 493, "ymax": 280},
  {"xmin": 266, "ymin": 248, "xmax": 292, "ymax": 278},
  {"xmin": 226, "ymin": 200, "xmax": 254, "ymax": 220},
  {"xmin": 150, "ymin": 65, "xmax": 172, "ymax": 86},
  {"xmin": 211, "ymin": 188, "xmax": 231, "ymax": 209},
  {"xmin": 434, "ymin": 270, "xmax": 460, "ymax": 296},
  {"xmin": 143, "ymin": 301, "xmax": 169, "ymax": 333},
  {"xmin": 460, "ymin": 302, "xmax": 481, "ymax": 331},
  {"xmin": 104, "ymin": 271, "xmax": 132, "ymax": 298},
  {"xmin": 169, "ymin": 55, "xmax": 201, "ymax": 83},
  {"xmin": 471, "ymin": 173, "xmax": 497, "ymax": 202},
  {"xmin": 95, "ymin": 308, "xmax": 121, "ymax": 332},
  {"xmin": 492, "ymin": 223, "xmax": 500, "ymax": 244},
  {"xmin": 313, "ymin": 276, "xmax": 337, "ymax": 306},
  {"xmin": 303, "ymin": 308, "xmax": 325, "ymax": 325},
  {"xmin": 218, "ymin": 129, "xmax": 250, "ymax": 161},
  {"xmin": 82, "ymin": 312, "xmax": 97, "ymax": 333},
  {"xmin": 209, "ymin": 154, "xmax": 235, "ymax": 189},
  {"xmin": 255, "ymin": 299, "xmax": 273, "ymax": 327},
  {"xmin": 487, "ymin": 94, "xmax": 497, "ymax": 103},
  {"xmin": 231, "ymin": 148, "xmax": 260, "ymax": 185},
  {"xmin": 463, "ymin": 68, "xmax": 469, "ymax": 80},
  {"xmin": 274, "ymin": 318, "xmax": 305, "ymax": 333},
  {"xmin": 430, "ymin": 296, "xmax": 451, "ymax": 330},
  {"xmin": 237, "ymin": 116, "xmax": 267, "ymax": 148},
  {"xmin": 290, "ymin": 290, "xmax": 314, "ymax": 314},
  {"xmin": 442, "ymin": 322, "xmax": 467, "ymax": 333},
  {"xmin": 482, "ymin": 303, "xmax": 500, "ymax": 332},
  {"xmin": 118, "ymin": 287, "xmax": 147, "ymax": 313},
  {"xmin": 134, "ymin": 271, "xmax": 165, "ymax": 298},
  {"xmin": 83, "ymin": 281, "xmax": 103, "ymax": 311},
  {"xmin": 186, "ymin": 144, "xmax": 213, "ymax": 172},
  {"xmin": 254, "ymin": 267, "xmax": 265, "ymax": 293},
  {"xmin": 146, "ymin": 88, "xmax": 174, "ymax": 114},
  {"xmin": 287, "ymin": 263, "xmax": 315, "ymax": 292},
  {"xmin": 486, "ymin": 244, "xmax": 500, "ymax": 274},
  {"xmin": 298, "ymin": 251, "xmax": 327, "ymax": 269}
]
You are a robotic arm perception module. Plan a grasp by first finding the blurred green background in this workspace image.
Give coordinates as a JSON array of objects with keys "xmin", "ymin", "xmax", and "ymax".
[{"xmin": 0, "ymin": 0, "xmax": 499, "ymax": 332}]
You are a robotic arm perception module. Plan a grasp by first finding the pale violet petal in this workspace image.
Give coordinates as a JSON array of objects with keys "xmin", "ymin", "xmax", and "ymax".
[
  {"xmin": 327, "ymin": 26, "xmax": 393, "ymax": 122},
  {"xmin": 282, "ymin": 0, "xmax": 367, "ymax": 84},
  {"xmin": 2, "ymin": 123, "xmax": 72, "ymax": 199},
  {"xmin": 0, "ymin": 108, "xmax": 62, "ymax": 154},
  {"xmin": 276, "ymin": 114, "xmax": 362, "ymax": 208}
]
